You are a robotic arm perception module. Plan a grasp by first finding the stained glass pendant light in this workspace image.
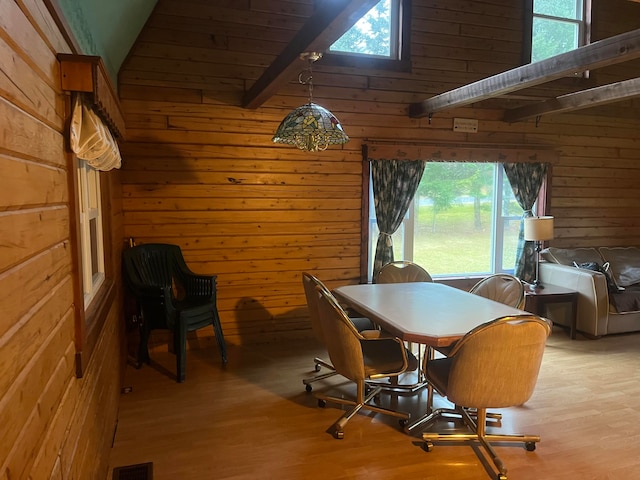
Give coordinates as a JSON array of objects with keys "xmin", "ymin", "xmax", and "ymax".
[{"xmin": 272, "ymin": 52, "xmax": 349, "ymax": 152}]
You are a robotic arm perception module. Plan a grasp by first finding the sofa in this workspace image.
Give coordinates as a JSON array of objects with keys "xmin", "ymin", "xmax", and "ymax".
[{"xmin": 538, "ymin": 246, "xmax": 640, "ymax": 338}]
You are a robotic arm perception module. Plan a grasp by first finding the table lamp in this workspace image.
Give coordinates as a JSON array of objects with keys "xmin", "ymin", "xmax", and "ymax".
[{"xmin": 524, "ymin": 216, "xmax": 554, "ymax": 289}]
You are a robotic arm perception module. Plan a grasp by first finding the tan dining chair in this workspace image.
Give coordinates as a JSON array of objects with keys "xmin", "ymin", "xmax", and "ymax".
[
  {"xmin": 375, "ymin": 260, "xmax": 433, "ymax": 284},
  {"xmin": 301, "ymin": 273, "xmax": 375, "ymax": 392},
  {"xmin": 313, "ymin": 286, "xmax": 417, "ymax": 439},
  {"xmin": 469, "ymin": 273, "xmax": 526, "ymax": 309},
  {"xmin": 374, "ymin": 261, "xmax": 433, "ymax": 392},
  {"xmin": 422, "ymin": 314, "xmax": 551, "ymax": 480},
  {"xmin": 434, "ymin": 273, "xmax": 526, "ymax": 358}
]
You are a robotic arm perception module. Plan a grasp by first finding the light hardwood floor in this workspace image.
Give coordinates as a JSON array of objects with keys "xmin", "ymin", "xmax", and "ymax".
[{"xmin": 108, "ymin": 327, "xmax": 640, "ymax": 480}]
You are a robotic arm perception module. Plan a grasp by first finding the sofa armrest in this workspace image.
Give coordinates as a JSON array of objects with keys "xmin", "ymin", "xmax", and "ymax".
[{"xmin": 538, "ymin": 262, "xmax": 609, "ymax": 337}]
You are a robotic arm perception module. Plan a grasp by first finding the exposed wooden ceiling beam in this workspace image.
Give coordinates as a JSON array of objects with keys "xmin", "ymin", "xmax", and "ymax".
[
  {"xmin": 503, "ymin": 77, "xmax": 640, "ymax": 123},
  {"xmin": 409, "ymin": 27, "xmax": 640, "ymax": 118},
  {"xmin": 242, "ymin": 0, "xmax": 379, "ymax": 109}
]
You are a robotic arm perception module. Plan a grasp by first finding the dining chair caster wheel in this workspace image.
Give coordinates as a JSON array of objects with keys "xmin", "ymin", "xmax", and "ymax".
[
  {"xmin": 423, "ymin": 441, "xmax": 433, "ymax": 452},
  {"xmin": 305, "ymin": 383, "xmax": 312, "ymax": 393},
  {"xmin": 497, "ymin": 474, "xmax": 507, "ymax": 480},
  {"xmin": 398, "ymin": 418, "xmax": 408, "ymax": 428},
  {"xmin": 333, "ymin": 430, "xmax": 344, "ymax": 440},
  {"xmin": 525, "ymin": 441, "xmax": 536, "ymax": 451},
  {"xmin": 314, "ymin": 363, "xmax": 322, "ymax": 372},
  {"xmin": 317, "ymin": 399, "xmax": 326, "ymax": 408}
]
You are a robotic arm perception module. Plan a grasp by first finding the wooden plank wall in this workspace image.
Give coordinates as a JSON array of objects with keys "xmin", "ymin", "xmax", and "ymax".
[
  {"xmin": 118, "ymin": 0, "xmax": 640, "ymax": 346},
  {"xmin": 0, "ymin": 1, "xmax": 122, "ymax": 478},
  {"xmin": 553, "ymin": 0, "xmax": 640, "ymax": 249}
]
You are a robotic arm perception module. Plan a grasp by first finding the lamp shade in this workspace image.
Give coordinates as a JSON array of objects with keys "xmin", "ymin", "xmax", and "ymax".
[
  {"xmin": 272, "ymin": 102, "xmax": 349, "ymax": 152},
  {"xmin": 524, "ymin": 216, "xmax": 554, "ymax": 241}
]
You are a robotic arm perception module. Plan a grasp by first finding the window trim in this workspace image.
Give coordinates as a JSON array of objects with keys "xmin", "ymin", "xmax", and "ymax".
[{"xmin": 321, "ymin": 0, "xmax": 412, "ymax": 72}]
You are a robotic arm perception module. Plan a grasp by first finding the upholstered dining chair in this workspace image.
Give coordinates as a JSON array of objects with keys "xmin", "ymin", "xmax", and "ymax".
[
  {"xmin": 313, "ymin": 286, "xmax": 418, "ymax": 439},
  {"xmin": 469, "ymin": 273, "xmax": 526, "ymax": 309},
  {"xmin": 375, "ymin": 260, "xmax": 433, "ymax": 284},
  {"xmin": 434, "ymin": 273, "xmax": 526, "ymax": 358},
  {"xmin": 422, "ymin": 315, "xmax": 551, "ymax": 480},
  {"xmin": 301, "ymin": 273, "xmax": 375, "ymax": 392},
  {"xmin": 122, "ymin": 243, "xmax": 227, "ymax": 383},
  {"xmin": 374, "ymin": 260, "xmax": 432, "ymax": 390}
]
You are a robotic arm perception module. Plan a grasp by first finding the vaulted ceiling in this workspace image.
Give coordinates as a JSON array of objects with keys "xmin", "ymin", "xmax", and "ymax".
[
  {"xmin": 56, "ymin": 0, "xmax": 640, "ymax": 121},
  {"xmin": 239, "ymin": 1, "xmax": 640, "ymax": 123}
]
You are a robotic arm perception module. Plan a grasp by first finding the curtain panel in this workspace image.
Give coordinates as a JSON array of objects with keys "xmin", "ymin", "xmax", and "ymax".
[
  {"xmin": 503, "ymin": 162, "xmax": 549, "ymax": 282},
  {"xmin": 370, "ymin": 159, "xmax": 425, "ymax": 278}
]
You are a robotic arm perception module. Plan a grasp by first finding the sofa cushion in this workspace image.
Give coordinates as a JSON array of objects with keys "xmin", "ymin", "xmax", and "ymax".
[
  {"xmin": 540, "ymin": 247, "xmax": 602, "ymax": 266},
  {"xmin": 598, "ymin": 247, "xmax": 640, "ymax": 287},
  {"xmin": 610, "ymin": 284, "xmax": 640, "ymax": 313}
]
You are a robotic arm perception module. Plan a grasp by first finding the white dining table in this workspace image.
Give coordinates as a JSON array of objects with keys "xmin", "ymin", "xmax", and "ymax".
[{"xmin": 333, "ymin": 282, "xmax": 527, "ymax": 349}]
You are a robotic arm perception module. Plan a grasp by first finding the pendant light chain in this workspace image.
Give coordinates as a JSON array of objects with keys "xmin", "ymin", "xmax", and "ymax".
[{"xmin": 298, "ymin": 54, "xmax": 316, "ymax": 103}]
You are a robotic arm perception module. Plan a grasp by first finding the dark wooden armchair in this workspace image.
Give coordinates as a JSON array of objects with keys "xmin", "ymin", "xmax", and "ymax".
[{"xmin": 122, "ymin": 243, "xmax": 227, "ymax": 382}]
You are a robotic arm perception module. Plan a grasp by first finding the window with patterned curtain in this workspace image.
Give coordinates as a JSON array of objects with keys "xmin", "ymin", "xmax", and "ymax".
[{"xmin": 363, "ymin": 143, "xmax": 555, "ymax": 283}]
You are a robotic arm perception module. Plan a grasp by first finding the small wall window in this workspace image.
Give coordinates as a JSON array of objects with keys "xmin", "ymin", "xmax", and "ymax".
[
  {"xmin": 322, "ymin": 0, "xmax": 411, "ymax": 71},
  {"xmin": 528, "ymin": 0, "xmax": 590, "ymax": 62},
  {"xmin": 77, "ymin": 160, "xmax": 105, "ymax": 307},
  {"xmin": 330, "ymin": 0, "xmax": 399, "ymax": 59}
]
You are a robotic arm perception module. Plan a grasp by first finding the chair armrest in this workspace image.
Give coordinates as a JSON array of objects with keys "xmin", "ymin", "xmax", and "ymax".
[
  {"xmin": 180, "ymin": 273, "xmax": 217, "ymax": 299},
  {"xmin": 360, "ymin": 329, "xmax": 383, "ymax": 339},
  {"xmin": 538, "ymin": 262, "xmax": 609, "ymax": 337},
  {"xmin": 361, "ymin": 336, "xmax": 414, "ymax": 376}
]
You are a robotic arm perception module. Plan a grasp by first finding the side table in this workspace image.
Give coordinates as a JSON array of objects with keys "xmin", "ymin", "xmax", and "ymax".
[{"xmin": 524, "ymin": 284, "xmax": 579, "ymax": 339}]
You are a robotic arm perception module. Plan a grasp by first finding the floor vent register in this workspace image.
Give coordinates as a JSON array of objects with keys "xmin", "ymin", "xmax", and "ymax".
[{"xmin": 112, "ymin": 462, "xmax": 153, "ymax": 480}]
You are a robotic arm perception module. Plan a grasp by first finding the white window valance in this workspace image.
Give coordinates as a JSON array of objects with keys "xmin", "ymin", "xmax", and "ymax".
[{"xmin": 70, "ymin": 94, "xmax": 122, "ymax": 171}]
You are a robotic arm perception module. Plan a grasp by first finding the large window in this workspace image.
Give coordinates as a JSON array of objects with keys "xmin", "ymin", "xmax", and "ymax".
[
  {"xmin": 368, "ymin": 163, "xmax": 524, "ymax": 282},
  {"xmin": 77, "ymin": 160, "xmax": 105, "ymax": 307},
  {"xmin": 529, "ymin": 0, "xmax": 590, "ymax": 62}
]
